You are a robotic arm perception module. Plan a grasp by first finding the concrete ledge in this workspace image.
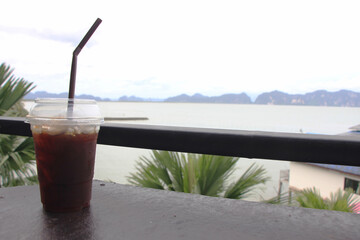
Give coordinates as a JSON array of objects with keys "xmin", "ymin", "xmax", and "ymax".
[{"xmin": 1, "ymin": 180, "xmax": 359, "ymax": 240}]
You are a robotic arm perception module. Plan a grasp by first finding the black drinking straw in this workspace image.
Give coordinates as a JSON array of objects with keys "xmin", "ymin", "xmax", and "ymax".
[{"xmin": 68, "ymin": 18, "xmax": 102, "ymax": 99}]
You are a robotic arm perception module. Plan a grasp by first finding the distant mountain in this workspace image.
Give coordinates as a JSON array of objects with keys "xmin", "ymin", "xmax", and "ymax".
[
  {"xmin": 254, "ymin": 90, "xmax": 360, "ymax": 107},
  {"xmin": 24, "ymin": 91, "xmax": 68, "ymax": 99},
  {"xmin": 24, "ymin": 90, "xmax": 360, "ymax": 107},
  {"xmin": 118, "ymin": 95, "xmax": 145, "ymax": 102},
  {"xmin": 24, "ymin": 91, "xmax": 111, "ymax": 101},
  {"xmin": 165, "ymin": 93, "xmax": 252, "ymax": 104},
  {"xmin": 303, "ymin": 90, "xmax": 360, "ymax": 107}
]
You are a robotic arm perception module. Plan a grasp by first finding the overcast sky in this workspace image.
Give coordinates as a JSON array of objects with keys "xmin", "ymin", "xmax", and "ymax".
[{"xmin": 1, "ymin": 0, "xmax": 360, "ymax": 99}]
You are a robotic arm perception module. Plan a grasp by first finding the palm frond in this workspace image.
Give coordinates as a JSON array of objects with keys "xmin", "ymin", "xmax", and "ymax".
[
  {"xmin": 0, "ymin": 135, "xmax": 37, "ymax": 187},
  {"xmin": 296, "ymin": 187, "xmax": 327, "ymax": 209},
  {"xmin": 0, "ymin": 62, "xmax": 37, "ymax": 187},
  {"xmin": 158, "ymin": 151, "xmax": 185, "ymax": 192},
  {"xmin": 0, "ymin": 63, "xmax": 35, "ymax": 114},
  {"xmin": 293, "ymin": 187, "xmax": 360, "ymax": 213},
  {"xmin": 328, "ymin": 188, "xmax": 360, "ymax": 212},
  {"xmin": 128, "ymin": 151, "xmax": 269, "ymax": 199},
  {"xmin": 182, "ymin": 153, "xmax": 198, "ymax": 193},
  {"xmin": 196, "ymin": 155, "xmax": 238, "ymax": 196},
  {"xmin": 127, "ymin": 156, "xmax": 166, "ymax": 189},
  {"xmin": 224, "ymin": 163, "xmax": 269, "ymax": 199}
]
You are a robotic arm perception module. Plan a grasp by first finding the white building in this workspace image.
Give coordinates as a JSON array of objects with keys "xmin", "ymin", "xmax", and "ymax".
[{"xmin": 289, "ymin": 162, "xmax": 360, "ymax": 199}]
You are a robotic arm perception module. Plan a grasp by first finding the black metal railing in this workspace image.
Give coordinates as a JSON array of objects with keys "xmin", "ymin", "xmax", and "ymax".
[{"xmin": 1, "ymin": 116, "xmax": 360, "ymax": 166}]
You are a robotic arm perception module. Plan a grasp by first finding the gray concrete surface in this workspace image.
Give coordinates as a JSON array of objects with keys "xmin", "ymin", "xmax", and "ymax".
[{"xmin": 0, "ymin": 180, "xmax": 359, "ymax": 239}]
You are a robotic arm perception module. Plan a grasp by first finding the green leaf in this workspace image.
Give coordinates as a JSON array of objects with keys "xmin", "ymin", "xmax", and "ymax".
[
  {"xmin": 0, "ymin": 63, "xmax": 37, "ymax": 187},
  {"xmin": 0, "ymin": 63, "xmax": 35, "ymax": 114},
  {"xmin": 127, "ymin": 151, "xmax": 269, "ymax": 199},
  {"xmin": 224, "ymin": 163, "xmax": 269, "ymax": 199}
]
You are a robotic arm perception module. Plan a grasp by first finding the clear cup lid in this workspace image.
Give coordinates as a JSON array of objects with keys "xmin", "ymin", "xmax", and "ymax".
[{"xmin": 25, "ymin": 98, "xmax": 104, "ymax": 125}]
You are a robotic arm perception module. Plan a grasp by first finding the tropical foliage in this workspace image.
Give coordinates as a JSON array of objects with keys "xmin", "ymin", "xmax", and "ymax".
[
  {"xmin": 128, "ymin": 150, "xmax": 269, "ymax": 199},
  {"xmin": 296, "ymin": 187, "xmax": 359, "ymax": 213},
  {"xmin": 266, "ymin": 187, "xmax": 360, "ymax": 213},
  {"xmin": 0, "ymin": 63, "xmax": 37, "ymax": 187}
]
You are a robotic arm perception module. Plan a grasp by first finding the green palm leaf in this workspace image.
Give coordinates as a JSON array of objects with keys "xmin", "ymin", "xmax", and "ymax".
[
  {"xmin": 224, "ymin": 163, "xmax": 270, "ymax": 199},
  {"xmin": 196, "ymin": 154, "xmax": 238, "ymax": 196},
  {"xmin": 127, "ymin": 156, "xmax": 165, "ymax": 190},
  {"xmin": 267, "ymin": 187, "xmax": 360, "ymax": 213},
  {"xmin": 296, "ymin": 187, "xmax": 327, "ymax": 209},
  {"xmin": 0, "ymin": 63, "xmax": 35, "ymax": 115},
  {"xmin": 182, "ymin": 153, "xmax": 195, "ymax": 193},
  {"xmin": 328, "ymin": 188, "xmax": 359, "ymax": 212},
  {"xmin": 127, "ymin": 150, "xmax": 269, "ymax": 199},
  {"xmin": 0, "ymin": 62, "xmax": 37, "ymax": 187},
  {"xmin": 158, "ymin": 151, "xmax": 185, "ymax": 192},
  {"xmin": 0, "ymin": 135, "xmax": 37, "ymax": 187}
]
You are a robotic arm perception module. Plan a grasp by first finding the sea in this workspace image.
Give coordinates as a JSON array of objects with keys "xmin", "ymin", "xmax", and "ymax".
[{"xmin": 23, "ymin": 101, "xmax": 360, "ymax": 201}]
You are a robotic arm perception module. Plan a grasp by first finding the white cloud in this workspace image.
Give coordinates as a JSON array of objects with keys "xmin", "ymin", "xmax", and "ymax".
[{"xmin": 1, "ymin": 0, "xmax": 360, "ymax": 99}]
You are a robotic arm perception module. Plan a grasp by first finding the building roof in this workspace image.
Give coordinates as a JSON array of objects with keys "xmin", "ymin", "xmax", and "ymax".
[{"xmin": 309, "ymin": 163, "xmax": 360, "ymax": 176}]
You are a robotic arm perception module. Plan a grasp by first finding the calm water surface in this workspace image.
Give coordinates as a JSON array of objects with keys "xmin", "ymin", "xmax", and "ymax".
[{"xmin": 23, "ymin": 101, "xmax": 360, "ymax": 200}]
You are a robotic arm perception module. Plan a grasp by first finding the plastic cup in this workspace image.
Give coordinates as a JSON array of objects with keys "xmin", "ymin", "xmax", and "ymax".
[{"xmin": 26, "ymin": 99, "xmax": 103, "ymax": 212}]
